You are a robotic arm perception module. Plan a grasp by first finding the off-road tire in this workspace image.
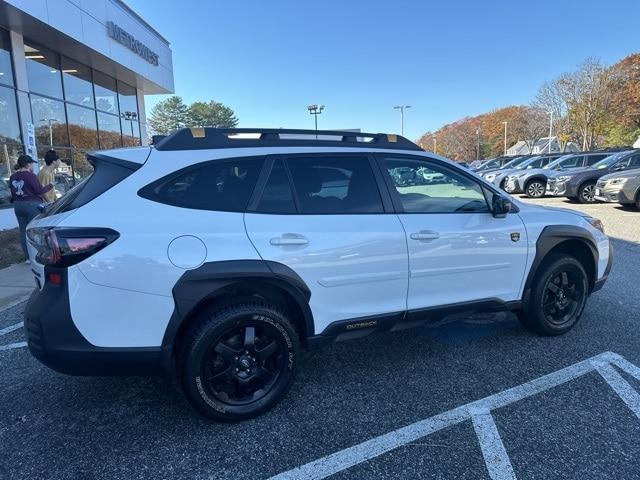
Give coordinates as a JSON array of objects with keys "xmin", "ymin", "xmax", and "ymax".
[{"xmin": 179, "ymin": 301, "xmax": 300, "ymax": 422}]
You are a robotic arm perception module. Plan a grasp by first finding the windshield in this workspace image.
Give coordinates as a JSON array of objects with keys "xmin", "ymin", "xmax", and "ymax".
[
  {"xmin": 513, "ymin": 156, "xmax": 542, "ymax": 170},
  {"xmin": 476, "ymin": 159, "xmax": 500, "ymax": 171},
  {"xmin": 501, "ymin": 156, "xmax": 531, "ymax": 169},
  {"xmin": 544, "ymin": 154, "xmax": 576, "ymax": 169},
  {"xmin": 591, "ymin": 151, "xmax": 632, "ymax": 169}
]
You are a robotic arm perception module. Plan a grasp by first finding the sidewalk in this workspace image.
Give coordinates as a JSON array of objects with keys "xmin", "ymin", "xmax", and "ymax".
[{"xmin": 0, "ymin": 262, "xmax": 34, "ymax": 311}]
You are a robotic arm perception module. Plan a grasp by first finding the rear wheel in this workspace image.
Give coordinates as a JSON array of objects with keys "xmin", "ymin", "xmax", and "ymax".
[
  {"xmin": 577, "ymin": 181, "xmax": 597, "ymax": 203},
  {"xmin": 179, "ymin": 301, "xmax": 299, "ymax": 421},
  {"xmin": 525, "ymin": 179, "xmax": 546, "ymax": 198},
  {"xmin": 520, "ymin": 253, "xmax": 589, "ymax": 336}
]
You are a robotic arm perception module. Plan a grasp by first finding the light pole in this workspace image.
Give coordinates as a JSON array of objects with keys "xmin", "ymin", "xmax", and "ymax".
[
  {"xmin": 40, "ymin": 118, "xmax": 57, "ymax": 146},
  {"xmin": 123, "ymin": 111, "xmax": 138, "ymax": 144},
  {"xmin": 502, "ymin": 121, "xmax": 508, "ymax": 155},
  {"xmin": 476, "ymin": 128, "xmax": 481, "ymax": 160},
  {"xmin": 307, "ymin": 104, "xmax": 324, "ymax": 138},
  {"xmin": 432, "ymin": 135, "xmax": 437, "ymax": 154},
  {"xmin": 548, "ymin": 111, "xmax": 554, "ymax": 153},
  {"xmin": 393, "ymin": 105, "xmax": 411, "ymax": 136}
]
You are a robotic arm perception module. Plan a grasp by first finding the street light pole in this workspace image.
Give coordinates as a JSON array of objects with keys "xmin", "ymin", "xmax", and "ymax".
[
  {"xmin": 502, "ymin": 121, "xmax": 508, "ymax": 155},
  {"xmin": 432, "ymin": 135, "xmax": 437, "ymax": 154},
  {"xmin": 307, "ymin": 104, "xmax": 325, "ymax": 138},
  {"xmin": 476, "ymin": 128, "xmax": 481, "ymax": 160},
  {"xmin": 40, "ymin": 118, "xmax": 56, "ymax": 146},
  {"xmin": 393, "ymin": 105, "xmax": 411, "ymax": 136},
  {"xmin": 548, "ymin": 111, "xmax": 554, "ymax": 153}
]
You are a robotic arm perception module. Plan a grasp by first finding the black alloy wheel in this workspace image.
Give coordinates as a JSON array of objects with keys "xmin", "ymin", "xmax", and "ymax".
[
  {"xmin": 519, "ymin": 253, "xmax": 589, "ymax": 336},
  {"xmin": 180, "ymin": 302, "xmax": 299, "ymax": 421},
  {"xmin": 204, "ymin": 322, "xmax": 285, "ymax": 406},
  {"xmin": 526, "ymin": 180, "xmax": 546, "ymax": 198},
  {"xmin": 541, "ymin": 269, "xmax": 586, "ymax": 327}
]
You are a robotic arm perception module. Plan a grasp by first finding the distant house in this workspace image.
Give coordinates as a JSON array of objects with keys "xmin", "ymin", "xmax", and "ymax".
[
  {"xmin": 531, "ymin": 136, "xmax": 560, "ymax": 154},
  {"xmin": 506, "ymin": 140, "xmax": 529, "ymax": 156},
  {"xmin": 507, "ymin": 136, "xmax": 579, "ymax": 156},
  {"xmin": 634, "ymin": 136, "xmax": 640, "ymax": 149}
]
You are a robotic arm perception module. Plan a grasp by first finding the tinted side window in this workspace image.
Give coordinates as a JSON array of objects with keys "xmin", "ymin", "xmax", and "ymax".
[
  {"xmin": 585, "ymin": 155, "xmax": 603, "ymax": 166},
  {"xmin": 383, "ymin": 158, "xmax": 489, "ymax": 214},
  {"xmin": 140, "ymin": 158, "xmax": 263, "ymax": 211},
  {"xmin": 286, "ymin": 156, "xmax": 383, "ymax": 214},
  {"xmin": 628, "ymin": 154, "xmax": 640, "ymax": 168},
  {"xmin": 527, "ymin": 158, "xmax": 544, "ymax": 168},
  {"xmin": 255, "ymin": 160, "xmax": 296, "ymax": 213},
  {"xmin": 560, "ymin": 156, "xmax": 582, "ymax": 168}
]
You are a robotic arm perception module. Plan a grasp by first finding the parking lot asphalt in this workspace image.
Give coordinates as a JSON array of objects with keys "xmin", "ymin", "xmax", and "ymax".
[{"xmin": 0, "ymin": 196, "xmax": 639, "ymax": 480}]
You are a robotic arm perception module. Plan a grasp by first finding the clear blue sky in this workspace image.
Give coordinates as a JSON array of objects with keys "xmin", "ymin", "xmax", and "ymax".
[{"xmin": 129, "ymin": 0, "xmax": 640, "ymax": 141}]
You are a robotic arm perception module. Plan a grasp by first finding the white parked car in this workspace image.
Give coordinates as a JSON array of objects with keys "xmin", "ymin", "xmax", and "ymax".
[{"xmin": 24, "ymin": 128, "xmax": 612, "ymax": 421}]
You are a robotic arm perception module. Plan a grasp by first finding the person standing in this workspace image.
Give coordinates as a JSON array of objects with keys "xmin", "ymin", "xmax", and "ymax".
[
  {"xmin": 9, "ymin": 154, "xmax": 53, "ymax": 263},
  {"xmin": 38, "ymin": 149, "xmax": 60, "ymax": 203}
]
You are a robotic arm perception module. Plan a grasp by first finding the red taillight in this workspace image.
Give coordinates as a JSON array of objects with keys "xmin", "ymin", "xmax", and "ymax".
[
  {"xmin": 48, "ymin": 272, "xmax": 63, "ymax": 286},
  {"xmin": 27, "ymin": 227, "xmax": 119, "ymax": 267}
]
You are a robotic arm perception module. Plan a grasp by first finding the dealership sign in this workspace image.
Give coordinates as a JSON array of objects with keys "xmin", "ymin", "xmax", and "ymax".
[{"xmin": 107, "ymin": 21, "xmax": 159, "ymax": 66}]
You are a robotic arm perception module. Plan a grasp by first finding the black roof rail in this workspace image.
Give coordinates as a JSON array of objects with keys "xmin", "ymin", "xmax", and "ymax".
[{"xmin": 153, "ymin": 128, "xmax": 423, "ymax": 152}]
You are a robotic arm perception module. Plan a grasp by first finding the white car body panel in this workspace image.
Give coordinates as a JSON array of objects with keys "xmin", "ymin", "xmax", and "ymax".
[
  {"xmin": 245, "ymin": 212, "xmax": 409, "ymax": 333},
  {"xmin": 397, "ymin": 212, "xmax": 528, "ymax": 309}
]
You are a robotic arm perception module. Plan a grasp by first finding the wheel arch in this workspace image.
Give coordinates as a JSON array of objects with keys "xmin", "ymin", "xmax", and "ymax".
[
  {"xmin": 522, "ymin": 225, "xmax": 598, "ymax": 305},
  {"xmin": 160, "ymin": 260, "xmax": 314, "ymax": 373}
]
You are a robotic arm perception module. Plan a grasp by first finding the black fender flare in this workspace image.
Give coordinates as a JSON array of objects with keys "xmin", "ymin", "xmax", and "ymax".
[
  {"xmin": 522, "ymin": 225, "xmax": 599, "ymax": 304},
  {"xmin": 160, "ymin": 260, "xmax": 314, "ymax": 370}
]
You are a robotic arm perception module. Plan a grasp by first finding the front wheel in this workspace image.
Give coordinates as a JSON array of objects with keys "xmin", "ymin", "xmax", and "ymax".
[
  {"xmin": 577, "ymin": 181, "xmax": 597, "ymax": 203},
  {"xmin": 525, "ymin": 179, "xmax": 546, "ymax": 198},
  {"xmin": 179, "ymin": 302, "xmax": 300, "ymax": 421},
  {"xmin": 520, "ymin": 253, "xmax": 589, "ymax": 336}
]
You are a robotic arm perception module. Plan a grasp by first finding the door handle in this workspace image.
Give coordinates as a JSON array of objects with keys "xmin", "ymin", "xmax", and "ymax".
[
  {"xmin": 410, "ymin": 230, "xmax": 440, "ymax": 241},
  {"xmin": 270, "ymin": 234, "xmax": 309, "ymax": 246}
]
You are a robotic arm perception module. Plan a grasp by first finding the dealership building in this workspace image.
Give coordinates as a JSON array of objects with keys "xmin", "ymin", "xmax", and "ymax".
[{"xmin": 0, "ymin": 0, "xmax": 174, "ymax": 179}]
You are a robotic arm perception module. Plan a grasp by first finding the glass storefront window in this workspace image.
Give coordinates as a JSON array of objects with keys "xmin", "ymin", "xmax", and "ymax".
[
  {"xmin": 0, "ymin": 85, "xmax": 21, "ymax": 181},
  {"xmin": 93, "ymin": 70, "xmax": 119, "ymax": 114},
  {"xmin": 0, "ymin": 28, "xmax": 14, "ymax": 88},
  {"xmin": 118, "ymin": 82, "xmax": 138, "ymax": 118},
  {"xmin": 121, "ymin": 118, "xmax": 141, "ymax": 147},
  {"xmin": 24, "ymin": 42, "xmax": 63, "ymax": 99},
  {"xmin": 30, "ymin": 94, "xmax": 69, "ymax": 148},
  {"xmin": 67, "ymin": 104, "xmax": 98, "ymax": 150},
  {"xmin": 97, "ymin": 111, "xmax": 122, "ymax": 149},
  {"xmin": 62, "ymin": 57, "xmax": 94, "ymax": 108}
]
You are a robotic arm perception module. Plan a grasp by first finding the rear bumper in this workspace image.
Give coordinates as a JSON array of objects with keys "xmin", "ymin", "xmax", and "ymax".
[{"xmin": 24, "ymin": 268, "xmax": 161, "ymax": 376}]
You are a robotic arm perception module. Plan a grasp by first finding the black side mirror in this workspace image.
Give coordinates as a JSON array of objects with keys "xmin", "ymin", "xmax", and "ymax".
[{"xmin": 492, "ymin": 196, "xmax": 512, "ymax": 218}]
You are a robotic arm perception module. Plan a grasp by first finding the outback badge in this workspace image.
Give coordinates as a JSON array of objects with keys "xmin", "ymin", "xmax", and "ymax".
[{"xmin": 511, "ymin": 232, "xmax": 521, "ymax": 242}]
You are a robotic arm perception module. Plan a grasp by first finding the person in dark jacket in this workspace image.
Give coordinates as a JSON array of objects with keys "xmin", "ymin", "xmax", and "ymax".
[{"xmin": 9, "ymin": 154, "xmax": 53, "ymax": 263}]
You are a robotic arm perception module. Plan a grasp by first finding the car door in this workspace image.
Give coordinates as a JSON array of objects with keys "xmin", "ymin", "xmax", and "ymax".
[
  {"xmin": 378, "ymin": 155, "xmax": 529, "ymax": 310},
  {"xmin": 244, "ymin": 155, "xmax": 408, "ymax": 334}
]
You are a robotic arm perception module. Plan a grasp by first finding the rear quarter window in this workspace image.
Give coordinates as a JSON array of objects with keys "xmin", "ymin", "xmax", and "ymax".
[{"xmin": 139, "ymin": 157, "xmax": 264, "ymax": 212}]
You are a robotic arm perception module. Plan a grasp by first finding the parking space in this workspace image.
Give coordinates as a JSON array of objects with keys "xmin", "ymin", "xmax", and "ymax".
[{"xmin": 1, "ymin": 195, "xmax": 639, "ymax": 479}]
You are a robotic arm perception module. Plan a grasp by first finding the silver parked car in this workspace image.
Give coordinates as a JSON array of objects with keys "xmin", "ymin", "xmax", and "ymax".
[{"xmin": 595, "ymin": 169, "xmax": 640, "ymax": 209}]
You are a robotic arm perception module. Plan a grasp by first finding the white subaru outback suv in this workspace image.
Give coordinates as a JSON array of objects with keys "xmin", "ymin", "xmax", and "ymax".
[{"xmin": 24, "ymin": 128, "xmax": 612, "ymax": 421}]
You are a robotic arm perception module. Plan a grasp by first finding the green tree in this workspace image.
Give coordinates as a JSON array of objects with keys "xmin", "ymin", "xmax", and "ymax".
[
  {"xmin": 148, "ymin": 96, "xmax": 189, "ymax": 135},
  {"xmin": 188, "ymin": 100, "xmax": 238, "ymax": 128}
]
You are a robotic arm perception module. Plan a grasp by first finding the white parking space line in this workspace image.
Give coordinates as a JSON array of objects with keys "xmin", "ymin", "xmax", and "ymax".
[
  {"xmin": 269, "ymin": 351, "xmax": 638, "ymax": 480},
  {"xmin": 594, "ymin": 363, "xmax": 640, "ymax": 419},
  {"xmin": 0, "ymin": 341, "xmax": 27, "ymax": 351},
  {"xmin": 0, "ymin": 322, "xmax": 23, "ymax": 337},
  {"xmin": 470, "ymin": 410, "xmax": 516, "ymax": 480}
]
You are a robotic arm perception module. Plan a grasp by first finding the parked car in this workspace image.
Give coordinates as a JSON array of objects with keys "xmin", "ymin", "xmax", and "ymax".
[
  {"xmin": 483, "ymin": 155, "xmax": 560, "ymax": 190},
  {"xmin": 595, "ymin": 168, "xmax": 640, "ymax": 209},
  {"xmin": 53, "ymin": 172, "xmax": 76, "ymax": 199},
  {"xmin": 473, "ymin": 155, "xmax": 514, "ymax": 172},
  {"xmin": 547, "ymin": 150, "xmax": 640, "ymax": 203},
  {"xmin": 505, "ymin": 152, "xmax": 610, "ymax": 198},
  {"xmin": 24, "ymin": 128, "xmax": 612, "ymax": 421}
]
